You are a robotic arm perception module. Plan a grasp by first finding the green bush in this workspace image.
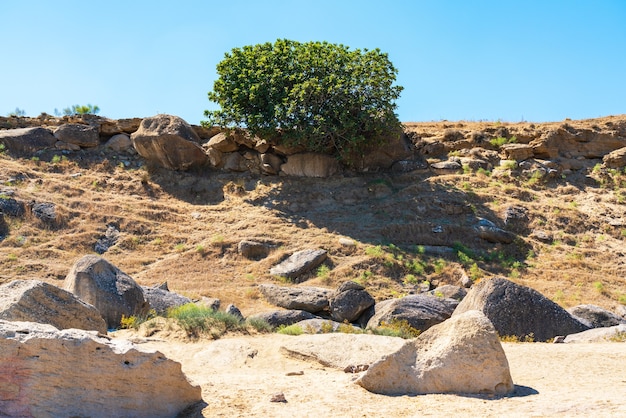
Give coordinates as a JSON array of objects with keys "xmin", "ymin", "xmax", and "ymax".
[
  {"xmin": 167, "ymin": 303, "xmax": 244, "ymax": 338},
  {"xmin": 277, "ymin": 324, "xmax": 304, "ymax": 336},
  {"xmin": 204, "ymin": 39, "xmax": 403, "ymax": 160},
  {"xmin": 62, "ymin": 104, "xmax": 100, "ymax": 116}
]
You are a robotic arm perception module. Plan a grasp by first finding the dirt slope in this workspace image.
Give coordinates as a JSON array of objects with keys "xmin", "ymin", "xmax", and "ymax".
[{"xmin": 0, "ymin": 116, "xmax": 625, "ymax": 315}]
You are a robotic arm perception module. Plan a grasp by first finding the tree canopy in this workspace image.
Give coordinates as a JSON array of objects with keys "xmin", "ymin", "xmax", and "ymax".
[{"xmin": 203, "ymin": 39, "xmax": 403, "ymax": 158}]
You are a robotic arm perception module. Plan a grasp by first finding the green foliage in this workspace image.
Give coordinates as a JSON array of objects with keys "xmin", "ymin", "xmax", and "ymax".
[
  {"xmin": 246, "ymin": 317, "xmax": 273, "ymax": 333},
  {"xmin": 489, "ymin": 136, "xmax": 517, "ymax": 147},
  {"xmin": 167, "ymin": 303, "xmax": 244, "ymax": 338},
  {"xmin": 371, "ymin": 319, "xmax": 421, "ymax": 339},
  {"xmin": 119, "ymin": 309, "xmax": 156, "ymax": 330},
  {"xmin": 204, "ymin": 39, "xmax": 403, "ymax": 159},
  {"xmin": 277, "ymin": 324, "xmax": 304, "ymax": 336},
  {"xmin": 62, "ymin": 104, "xmax": 100, "ymax": 116}
]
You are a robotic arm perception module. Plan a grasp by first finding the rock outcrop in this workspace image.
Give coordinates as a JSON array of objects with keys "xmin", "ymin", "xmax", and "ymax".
[
  {"xmin": 567, "ymin": 304, "xmax": 626, "ymax": 328},
  {"xmin": 64, "ymin": 255, "xmax": 149, "ymax": 329},
  {"xmin": 356, "ymin": 310, "xmax": 514, "ymax": 395},
  {"xmin": 452, "ymin": 277, "xmax": 589, "ymax": 341},
  {"xmin": 329, "ymin": 281, "xmax": 375, "ymax": 323},
  {"xmin": 131, "ymin": 114, "xmax": 207, "ymax": 170},
  {"xmin": 0, "ymin": 320, "xmax": 202, "ymax": 418},
  {"xmin": 0, "ymin": 127, "xmax": 57, "ymax": 155},
  {"xmin": 280, "ymin": 153, "xmax": 341, "ymax": 177},
  {"xmin": 142, "ymin": 285, "xmax": 191, "ymax": 316},
  {"xmin": 269, "ymin": 249, "xmax": 327, "ymax": 281},
  {"xmin": 0, "ymin": 280, "xmax": 107, "ymax": 333},
  {"xmin": 248, "ymin": 310, "xmax": 317, "ymax": 328},
  {"xmin": 53, "ymin": 123, "xmax": 100, "ymax": 148},
  {"xmin": 366, "ymin": 294, "xmax": 459, "ymax": 333},
  {"xmin": 258, "ymin": 284, "xmax": 332, "ymax": 313}
]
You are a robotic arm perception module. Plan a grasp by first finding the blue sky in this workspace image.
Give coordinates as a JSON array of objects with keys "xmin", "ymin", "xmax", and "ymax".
[{"xmin": 2, "ymin": 0, "xmax": 625, "ymax": 124}]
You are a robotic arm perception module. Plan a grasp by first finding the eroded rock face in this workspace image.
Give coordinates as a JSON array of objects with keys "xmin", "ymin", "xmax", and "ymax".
[
  {"xmin": 258, "ymin": 284, "xmax": 331, "ymax": 313},
  {"xmin": 269, "ymin": 249, "xmax": 327, "ymax": 281},
  {"xmin": 247, "ymin": 310, "xmax": 317, "ymax": 328},
  {"xmin": 131, "ymin": 114, "xmax": 207, "ymax": 170},
  {"xmin": 356, "ymin": 310, "xmax": 514, "ymax": 396},
  {"xmin": 280, "ymin": 153, "xmax": 341, "ymax": 177},
  {"xmin": 329, "ymin": 281, "xmax": 375, "ymax": 323},
  {"xmin": 567, "ymin": 304, "xmax": 626, "ymax": 328},
  {"xmin": 0, "ymin": 320, "xmax": 202, "ymax": 418},
  {"xmin": 452, "ymin": 277, "xmax": 589, "ymax": 341},
  {"xmin": 64, "ymin": 255, "xmax": 149, "ymax": 329},
  {"xmin": 0, "ymin": 280, "xmax": 107, "ymax": 333},
  {"xmin": 53, "ymin": 123, "xmax": 100, "ymax": 148},
  {"xmin": 142, "ymin": 286, "xmax": 191, "ymax": 316},
  {"xmin": 0, "ymin": 127, "xmax": 57, "ymax": 155},
  {"xmin": 366, "ymin": 294, "xmax": 459, "ymax": 333}
]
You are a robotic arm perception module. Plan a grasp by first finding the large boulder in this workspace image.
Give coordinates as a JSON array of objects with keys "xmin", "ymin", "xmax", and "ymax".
[
  {"xmin": 356, "ymin": 310, "xmax": 514, "ymax": 395},
  {"xmin": 452, "ymin": 277, "xmax": 589, "ymax": 342},
  {"xmin": 258, "ymin": 284, "xmax": 332, "ymax": 313},
  {"xmin": 280, "ymin": 153, "xmax": 341, "ymax": 177},
  {"xmin": 603, "ymin": 146, "xmax": 626, "ymax": 169},
  {"xmin": 0, "ymin": 280, "xmax": 107, "ymax": 333},
  {"xmin": 142, "ymin": 286, "xmax": 191, "ymax": 316},
  {"xmin": 0, "ymin": 127, "xmax": 57, "ymax": 155},
  {"xmin": 247, "ymin": 310, "xmax": 318, "ymax": 329},
  {"xmin": 0, "ymin": 320, "xmax": 202, "ymax": 417},
  {"xmin": 64, "ymin": 255, "xmax": 149, "ymax": 329},
  {"xmin": 366, "ymin": 294, "xmax": 459, "ymax": 333},
  {"xmin": 329, "ymin": 281, "xmax": 375, "ymax": 323},
  {"xmin": 53, "ymin": 123, "xmax": 100, "ymax": 148},
  {"xmin": 269, "ymin": 249, "xmax": 328, "ymax": 281},
  {"xmin": 131, "ymin": 114, "xmax": 208, "ymax": 170},
  {"xmin": 354, "ymin": 132, "xmax": 413, "ymax": 171},
  {"xmin": 567, "ymin": 304, "xmax": 626, "ymax": 328}
]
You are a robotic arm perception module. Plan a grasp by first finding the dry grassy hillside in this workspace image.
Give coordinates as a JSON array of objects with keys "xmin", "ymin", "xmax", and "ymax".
[{"xmin": 1, "ymin": 116, "xmax": 625, "ymax": 317}]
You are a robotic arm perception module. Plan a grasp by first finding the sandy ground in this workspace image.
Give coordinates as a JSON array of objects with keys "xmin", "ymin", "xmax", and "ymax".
[{"xmin": 121, "ymin": 333, "xmax": 626, "ymax": 418}]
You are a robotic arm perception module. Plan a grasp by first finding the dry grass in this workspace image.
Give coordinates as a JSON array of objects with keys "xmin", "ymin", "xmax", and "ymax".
[{"xmin": 1, "ymin": 118, "xmax": 625, "ymax": 316}]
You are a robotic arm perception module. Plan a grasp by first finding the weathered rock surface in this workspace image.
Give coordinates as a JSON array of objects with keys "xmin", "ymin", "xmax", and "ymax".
[
  {"xmin": 205, "ymin": 132, "xmax": 240, "ymax": 152},
  {"xmin": 366, "ymin": 294, "xmax": 459, "ymax": 333},
  {"xmin": 428, "ymin": 284, "xmax": 468, "ymax": 300},
  {"xmin": 453, "ymin": 277, "xmax": 589, "ymax": 341},
  {"xmin": 563, "ymin": 324, "xmax": 626, "ymax": 343},
  {"xmin": 142, "ymin": 286, "xmax": 191, "ymax": 316},
  {"xmin": 356, "ymin": 310, "xmax": 514, "ymax": 395},
  {"xmin": 225, "ymin": 304, "xmax": 244, "ymax": 321},
  {"xmin": 0, "ymin": 320, "xmax": 201, "ymax": 417},
  {"xmin": 0, "ymin": 127, "xmax": 57, "ymax": 155},
  {"xmin": 53, "ymin": 123, "xmax": 100, "ymax": 147},
  {"xmin": 500, "ymin": 143, "xmax": 534, "ymax": 161},
  {"xmin": 64, "ymin": 255, "xmax": 149, "ymax": 329},
  {"xmin": 280, "ymin": 153, "xmax": 341, "ymax": 177},
  {"xmin": 31, "ymin": 201, "xmax": 59, "ymax": 227},
  {"xmin": 248, "ymin": 310, "xmax": 317, "ymax": 328},
  {"xmin": 0, "ymin": 197, "xmax": 25, "ymax": 217},
  {"xmin": 131, "ymin": 114, "xmax": 207, "ymax": 170},
  {"xmin": 258, "ymin": 284, "xmax": 331, "ymax": 313},
  {"xmin": 474, "ymin": 218, "xmax": 516, "ymax": 244},
  {"xmin": 329, "ymin": 281, "xmax": 375, "ymax": 323},
  {"xmin": 269, "ymin": 249, "xmax": 327, "ymax": 281},
  {"xmin": 238, "ymin": 240, "xmax": 272, "ymax": 260},
  {"xmin": 104, "ymin": 133, "xmax": 133, "ymax": 152},
  {"xmin": 0, "ymin": 280, "xmax": 107, "ymax": 333},
  {"xmin": 280, "ymin": 333, "xmax": 405, "ymax": 369},
  {"xmin": 603, "ymin": 146, "xmax": 626, "ymax": 168},
  {"xmin": 567, "ymin": 304, "xmax": 626, "ymax": 328}
]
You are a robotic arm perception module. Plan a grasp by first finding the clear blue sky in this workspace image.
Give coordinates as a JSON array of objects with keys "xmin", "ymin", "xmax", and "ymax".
[{"xmin": 2, "ymin": 0, "xmax": 625, "ymax": 124}]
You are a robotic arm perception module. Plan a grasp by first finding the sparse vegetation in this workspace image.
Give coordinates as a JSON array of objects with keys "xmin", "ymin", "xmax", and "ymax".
[
  {"xmin": 61, "ymin": 104, "xmax": 100, "ymax": 116},
  {"xmin": 167, "ymin": 303, "xmax": 245, "ymax": 338},
  {"xmin": 370, "ymin": 319, "xmax": 421, "ymax": 339}
]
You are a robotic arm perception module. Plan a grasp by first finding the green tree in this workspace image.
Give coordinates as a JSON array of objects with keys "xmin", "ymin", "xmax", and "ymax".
[
  {"xmin": 203, "ymin": 39, "xmax": 403, "ymax": 159},
  {"xmin": 62, "ymin": 104, "xmax": 100, "ymax": 116}
]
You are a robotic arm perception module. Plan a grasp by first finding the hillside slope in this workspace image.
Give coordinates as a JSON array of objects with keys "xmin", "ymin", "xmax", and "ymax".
[{"xmin": 0, "ymin": 115, "xmax": 625, "ymax": 315}]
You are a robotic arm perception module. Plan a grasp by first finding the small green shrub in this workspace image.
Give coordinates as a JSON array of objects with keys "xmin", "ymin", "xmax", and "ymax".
[
  {"xmin": 365, "ymin": 245, "xmax": 385, "ymax": 258},
  {"xmin": 489, "ymin": 136, "xmax": 517, "ymax": 147},
  {"xmin": 370, "ymin": 319, "xmax": 421, "ymax": 339},
  {"xmin": 277, "ymin": 324, "xmax": 304, "ymax": 336},
  {"xmin": 246, "ymin": 317, "xmax": 273, "ymax": 333},
  {"xmin": 593, "ymin": 281, "xmax": 605, "ymax": 294},
  {"xmin": 167, "ymin": 303, "xmax": 244, "ymax": 338},
  {"xmin": 62, "ymin": 104, "xmax": 100, "ymax": 115},
  {"xmin": 119, "ymin": 309, "xmax": 156, "ymax": 330}
]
